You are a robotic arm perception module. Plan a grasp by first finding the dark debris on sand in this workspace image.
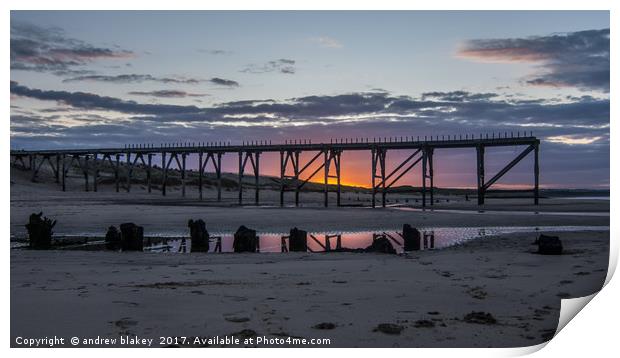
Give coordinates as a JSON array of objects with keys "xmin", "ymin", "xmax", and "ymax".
[
  {"xmin": 313, "ymin": 322, "xmax": 336, "ymax": 330},
  {"xmin": 463, "ymin": 311, "xmax": 497, "ymax": 325},
  {"xmin": 373, "ymin": 323, "xmax": 405, "ymax": 335}
]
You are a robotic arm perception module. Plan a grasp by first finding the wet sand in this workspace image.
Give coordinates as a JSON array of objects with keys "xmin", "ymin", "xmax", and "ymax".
[{"xmin": 9, "ymin": 169, "xmax": 610, "ymax": 236}]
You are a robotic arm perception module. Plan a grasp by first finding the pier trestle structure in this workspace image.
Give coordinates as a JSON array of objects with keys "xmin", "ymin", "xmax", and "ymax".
[{"xmin": 11, "ymin": 134, "xmax": 540, "ymax": 207}]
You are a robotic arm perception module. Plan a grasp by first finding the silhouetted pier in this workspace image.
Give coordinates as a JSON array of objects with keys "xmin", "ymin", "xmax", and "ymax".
[{"xmin": 10, "ymin": 133, "xmax": 540, "ymax": 207}]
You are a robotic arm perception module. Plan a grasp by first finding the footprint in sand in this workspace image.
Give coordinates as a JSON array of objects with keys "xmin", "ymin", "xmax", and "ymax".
[
  {"xmin": 224, "ymin": 315, "xmax": 251, "ymax": 323},
  {"xmin": 111, "ymin": 317, "xmax": 138, "ymax": 334},
  {"xmin": 112, "ymin": 300, "xmax": 140, "ymax": 307}
]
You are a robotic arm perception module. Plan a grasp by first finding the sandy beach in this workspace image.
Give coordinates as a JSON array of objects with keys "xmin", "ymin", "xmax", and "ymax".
[
  {"xmin": 10, "ymin": 167, "xmax": 610, "ymax": 347},
  {"xmin": 10, "ymin": 231, "xmax": 608, "ymax": 347}
]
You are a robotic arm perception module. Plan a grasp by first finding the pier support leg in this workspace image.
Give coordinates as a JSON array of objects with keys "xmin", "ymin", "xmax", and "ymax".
[
  {"xmin": 324, "ymin": 150, "xmax": 330, "ymax": 207},
  {"xmin": 93, "ymin": 153, "xmax": 98, "ymax": 192},
  {"xmin": 335, "ymin": 151, "xmax": 341, "ymax": 207},
  {"xmin": 476, "ymin": 145, "xmax": 485, "ymax": 205},
  {"xmin": 55, "ymin": 154, "xmax": 60, "ymax": 183},
  {"xmin": 429, "ymin": 148, "xmax": 434, "ymax": 206},
  {"xmin": 534, "ymin": 143, "xmax": 539, "ymax": 205},
  {"xmin": 280, "ymin": 151, "xmax": 285, "ymax": 207},
  {"xmin": 61, "ymin": 154, "xmax": 66, "ymax": 192},
  {"xmin": 161, "ymin": 152, "xmax": 167, "ymax": 196},
  {"xmin": 422, "ymin": 149, "xmax": 427, "ymax": 207},
  {"xmin": 83, "ymin": 155, "xmax": 89, "ymax": 192},
  {"xmin": 294, "ymin": 151, "xmax": 300, "ymax": 207},
  {"xmin": 115, "ymin": 154, "xmax": 120, "ymax": 193},
  {"xmin": 371, "ymin": 148, "xmax": 376, "ymax": 208},
  {"xmin": 181, "ymin": 153, "xmax": 186, "ymax": 197},
  {"xmin": 30, "ymin": 154, "xmax": 37, "ymax": 182},
  {"xmin": 238, "ymin": 151, "xmax": 243, "ymax": 205},
  {"xmin": 198, "ymin": 152, "xmax": 203, "ymax": 200},
  {"xmin": 217, "ymin": 153, "xmax": 222, "ymax": 202},
  {"xmin": 380, "ymin": 150, "xmax": 386, "ymax": 208},
  {"xmin": 126, "ymin": 153, "xmax": 131, "ymax": 192},
  {"xmin": 254, "ymin": 152, "xmax": 260, "ymax": 205},
  {"xmin": 147, "ymin": 154, "xmax": 152, "ymax": 193}
]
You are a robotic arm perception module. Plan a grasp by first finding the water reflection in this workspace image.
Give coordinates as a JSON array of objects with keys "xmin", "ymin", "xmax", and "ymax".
[{"xmin": 143, "ymin": 225, "xmax": 609, "ymax": 254}]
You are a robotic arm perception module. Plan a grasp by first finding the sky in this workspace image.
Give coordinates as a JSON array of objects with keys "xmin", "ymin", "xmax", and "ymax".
[{"xmin": 10, "ymin": 11, "xmax": 610, "ymax": 189}]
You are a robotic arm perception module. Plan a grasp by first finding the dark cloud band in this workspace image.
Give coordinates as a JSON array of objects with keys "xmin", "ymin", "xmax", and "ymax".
[{"xmin": 458, "ymin": 28, "xmax": 609, "ymax": 92}]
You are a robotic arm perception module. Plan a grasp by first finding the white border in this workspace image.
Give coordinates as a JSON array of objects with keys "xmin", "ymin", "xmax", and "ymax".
[{"xmin": 4, "ymin": 1, "xmax": 616, "ymax": 357}]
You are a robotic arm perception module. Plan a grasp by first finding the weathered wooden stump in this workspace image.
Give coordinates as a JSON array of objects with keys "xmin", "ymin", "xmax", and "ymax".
[
  {"xmin": 289, "ymin": 227, "xmax": 308, "ymax": 252},
  {"xmin": 188, "ymin": 219, "xmax": 210, "ymax": 252},
  {"xmin": 365, "ymin": 235, "xmax": 396, "ymax": 254},
  {"xmin": 105, "ymin": 226, "xmax": 121, "ymax": 250},
  {"xmin": 537, "ymin": 234, "xmax": 563, "ymax": 255},
  {"xmin": 402, "ymin": 224, "xmax": 421, "ymax": 251},
  {"xmin": 233, "ymin": 225, "xmax": 259, "ymax": 252},
  {"xmin": 119, "ymin": 223, "xmax": 144, "ymax": 251},
  {"xmin": 25, "ymin": 212, "xmax": 56, "ymax": 249}
]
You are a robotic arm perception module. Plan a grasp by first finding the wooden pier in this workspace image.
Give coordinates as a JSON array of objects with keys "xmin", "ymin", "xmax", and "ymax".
[{"xmin": 10, "ymin": 133, "xmax": 540, "ymax": 207}]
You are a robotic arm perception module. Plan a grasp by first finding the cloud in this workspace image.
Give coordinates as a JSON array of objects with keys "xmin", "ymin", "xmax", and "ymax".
[
  {"xmin": 128, "ymin": 90, "xmax": 208, "ymax": 98},
  {"xmin": 11, "ymin": 81, "xmax": 609, "ymax": 136},
  {"xmin": 310, "ymin": 36, "xmax": 343, "ymax": 49},
  {"xmin": 241, "ymin": 59, "xmax": 296, "ymax": 74},
  {"xmin": 198, "ymin": 49, "xmax": 233, "ymax": 55},
  {"xmin": 421, "ymin": 91, "xmax": 499, "ymax": 102},
  {"xmin": 546, "ymin": 134, "xmax": 603, "ymax": 145},
  {"xmin": 458, "ymin": 29, "xmax": 609, "ymax": 92},
  {"xmin": 62, "ymin": 74, "xmax": 203, "ymax": 84},
  {"xmin": 209, "ymin": 77, "xmax": 240, "ymax": 87},
  {"xmin": 10, "ymin": 81, "xmax": 202, "ymax": 115},
  {"xmin": 62, "ymin": 74, "xmax": 240, "ymax": 87},
  {"xmin": 10, "ymin": 22, "xmax": 133, "ymax": 75}
]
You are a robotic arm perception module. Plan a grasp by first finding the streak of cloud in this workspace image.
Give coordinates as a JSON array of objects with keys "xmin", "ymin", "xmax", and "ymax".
[
  {"xmin": 241, "ymin": 59, "xmax": 296, "ymax": 74},
  {"xmin": 309, "ymin": 36, "xmax": 343, "ymax": 49},
  {"xmin": 458, "ymin": 29, "xmax": 609, "ymax": 91},
  {"xmin": 10, "ymin": 22, "xmax": 133, "ymax": 75}
]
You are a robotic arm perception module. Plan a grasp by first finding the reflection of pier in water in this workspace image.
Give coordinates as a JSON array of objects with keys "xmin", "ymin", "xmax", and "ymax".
[
  {"xmin": 11, "ymin": 226, "xmax": 609, "ymax": 252},
  {"xmin": 11, "ymin": 133, "xmax": 540, "ymax": 207}
]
